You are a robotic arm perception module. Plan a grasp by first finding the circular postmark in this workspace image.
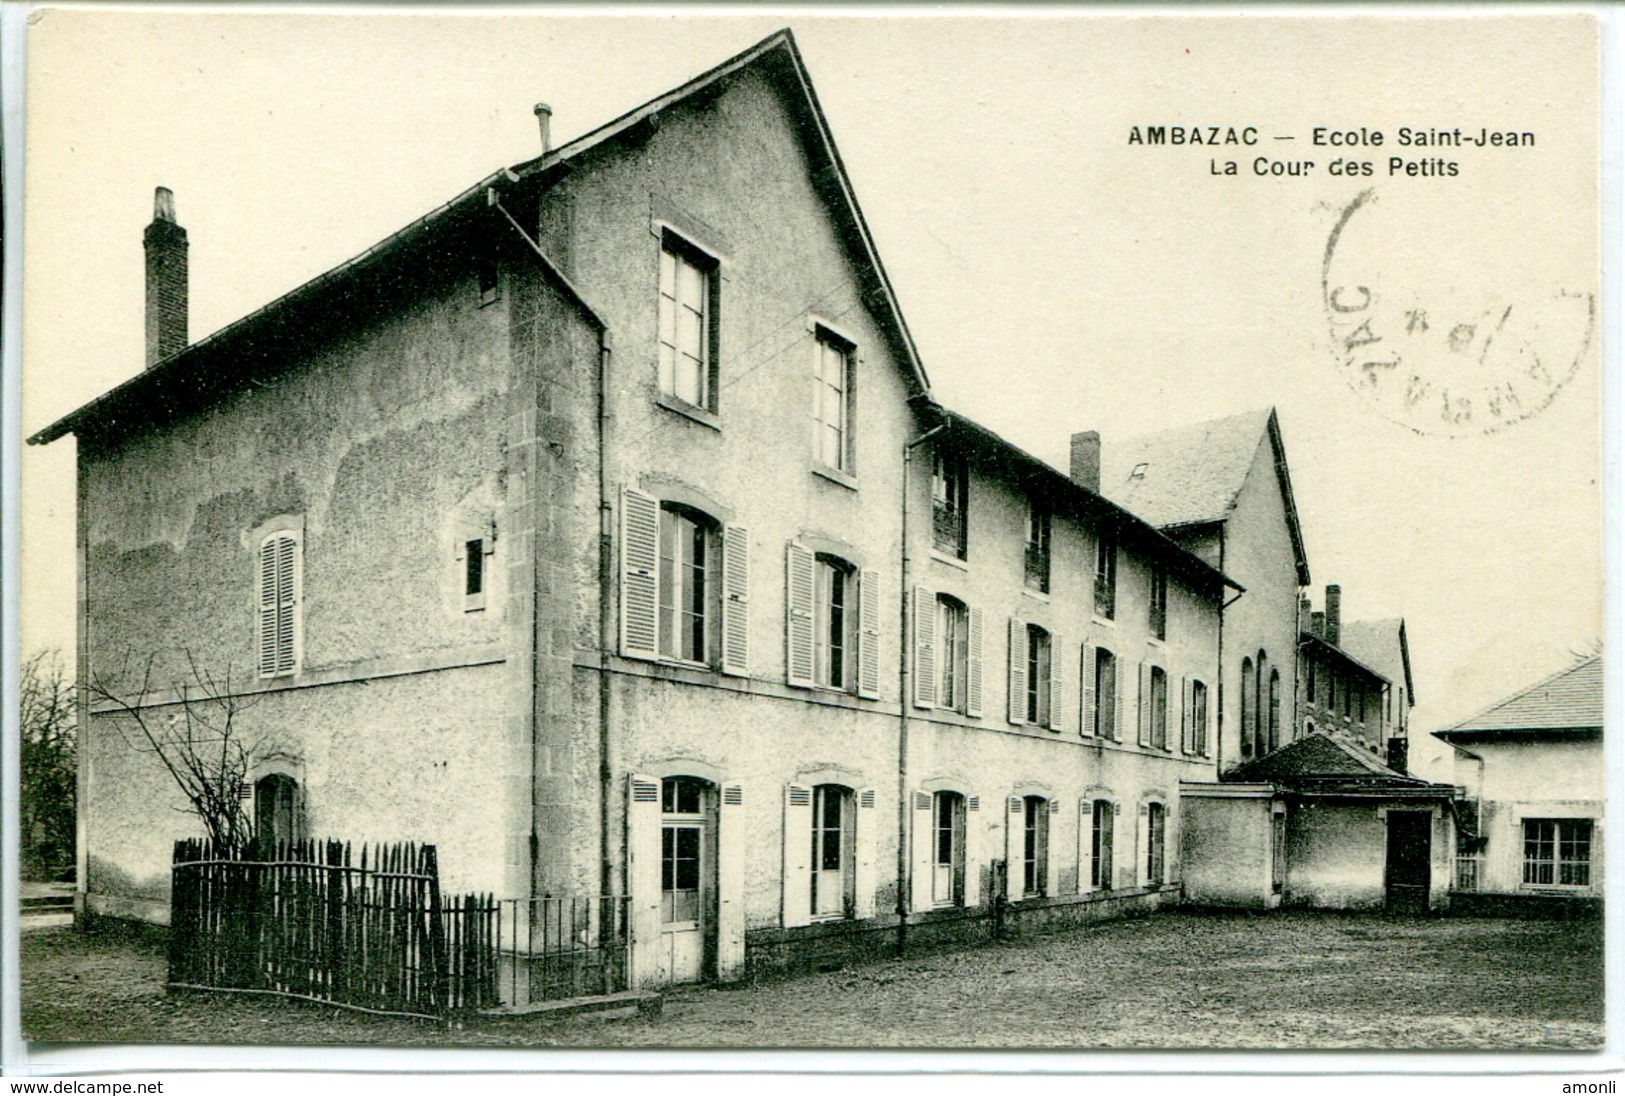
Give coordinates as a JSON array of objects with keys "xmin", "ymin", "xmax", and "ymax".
[{"xmin": 1321, "ymin": 187, "xmax": 1595, "ymax": 437}]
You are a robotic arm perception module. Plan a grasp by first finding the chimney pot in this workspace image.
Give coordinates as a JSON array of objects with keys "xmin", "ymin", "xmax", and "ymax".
[
  {"xmin": 534, "ymin": 102, "xmax": 553, "ymax": 154},
  {"xmin": 144, "ymin": 186, "xmax": 189, "ymax": 368},
  {"xmin": 1325, "ymin": 583, "xmax": 1342, "ymax": 646},
  {"xmin": 1069, "ymin": 430, "xmax": 1102, "ymax": 493}
]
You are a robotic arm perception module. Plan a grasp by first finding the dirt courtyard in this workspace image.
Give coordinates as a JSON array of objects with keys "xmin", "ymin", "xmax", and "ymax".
[{"xmin": 20, "ymin": 909, "xmax": 1603, "ymax": 1051}]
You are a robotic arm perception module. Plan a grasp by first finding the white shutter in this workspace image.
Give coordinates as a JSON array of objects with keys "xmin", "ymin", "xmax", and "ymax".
[
  {"xmin": 1077, "ymin": 799, "xmax": 1092, "ymax": 894},
  {"xmin": 912, "ymin": 586, "xmax": 936, "ymax": 709},
  {"xmin": 1080, "ymin": 643, "xmax": 1095, "ymax": 737},
  {"xmin": 716, "ymin": 783, "xmax": 746, "ymax": 980},
  {"xmin": 619, "ymin": 489, "xmax": 661, "ymax": 660},
  {"xmin": 1181, "ymin": 675, "xmax": 1193, "ymax": 754},
  {"xmin": 786, "ymin": 543, "xmax": 816, "ymax": 687},
  {"xmin": 275, "ymin": 535, "xmax": 297, "ymax": 674},
  {"xmin": 910, "ymin": 790, "xmax": 934, "ymax": 912},
  {"xmin": 1048, "ymin": 797, "xmax": 1063, "ymax": 897},
  {"xmin": 1137, "ymin": 802, "xmax": 1151, "ymax": 887},
  {"xmin": 626, "ymin": 774, "xmax": 663, "ymax": 988},
  {"xmin": 1137, "ymin": 660, "xmax": 1152, "ymax": 747},
  {"xmin": 781, "ymin": 785, "xmax": 814, "ymax": 928},
  {"xmin": 855, "ymin": 787, "xmax": 879, "ymax": 918},
  {"xmin": 1113, "ymin": 660, "xmax": 1125, "ymax": 741},
  {"xmin": 857, "ymin": 569, "xmax": 882, "ymax": 699},
  {"xmin": 964, "ymin": 794, "xmax": 983, "ymax": 908},
  {"xmin": 258, "ymin": 539, "xmax": 279, "ymax": 677},
  {"xmin": 1005, "ymin": 796, "xmax": 1023, "ymax": 898},
  {"xmin": 1008, "ymin": 619, "xmax": 1028, "ymax": 724},
  {"xmin": 721, "ymin": 526, "xmax": 750, "ymax": 677},
  {"xmin": 1049, "ymin": 633, "xmax": 1068, "ymax": 732},
  {"xmin": 966, "ymin": 606, "xmax": 985, "ymax": 718}
]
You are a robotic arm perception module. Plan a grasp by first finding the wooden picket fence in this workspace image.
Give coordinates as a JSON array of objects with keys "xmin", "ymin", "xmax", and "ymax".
[{"xmin": 168, "ymin": 837, "xmax": 498, "ymax": 1019}]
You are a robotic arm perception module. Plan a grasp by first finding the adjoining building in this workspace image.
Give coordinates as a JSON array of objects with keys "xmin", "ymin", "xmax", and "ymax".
[
  {"xmin": 33, "ymin": 29, "xmax": 1240, "ymax": 987},
  {"xmin": 1435, "ymin": 655, "xmax": 1603, "ymax": 917}
]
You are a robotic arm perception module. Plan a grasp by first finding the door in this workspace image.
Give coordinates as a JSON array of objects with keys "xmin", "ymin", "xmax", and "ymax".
[
  {"xmin": 1385, "ymin": 810, "xmax": 1432, "ymax": 914},
  {"xmin": 660, "ymin": 777, "xmax": 713, "ymax": 984},
  {"xmin": 811, "ymin": 785, "xmax": 852, "ymax": 919}
]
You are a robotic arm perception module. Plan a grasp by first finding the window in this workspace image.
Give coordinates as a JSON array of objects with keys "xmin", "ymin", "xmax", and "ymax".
[
  {"xmin": 931, "ymin": 450, "xmax": 968, "ymax": 558},
  {"xmin": 1239, "ymin": 656, "xmax": 1255, "ymax": 756},
  {"xmin": 1358, "ymin": 685, "xmax": 1367, "ymax": 725},
  {"xmin": 658, "ymin": 236, "xmax": 716, "ymax": 410},
  {"xmin": 813, "ymin": 556, "xmax": 852, "ymax": 690},
  {"xmin": 932, "ymin": 791, "xmax": 966, "ymax": 907},
  {"xmin": 1090, "ymin": 800, "xmax": 1115, "ymax": 890},
  {"xmin": 661, "ymin": 777, "xmax": 707, "ymax": 925},
  {"xmin": 1146, "ymin": 802, "xmax": 1166, "ymax": 886},
  {"xmin": 458, "ymin": 531, "xmax": 494, "ymax": 612},
  {"xmin": 476, "ymin": 256, "xmax": 500, "ymax": 307},
  {"xmin": 1342, "ymin": 674, "xmax": 1352, "ymax": 716},
  {"xmin": 1254, "ymin": 651, "xmax": 1269, "ymax": 756},
  {"xmin": 658, "ymin": 506, "xmax": 711, "ymax": 664},
  {"xmin": 257, "ymin": 530, "xmax": 301, "ymax": 678},
  {"xmin": 1267, "ymin": 669, "xmax": 1282, "ymax": 754},
  {"xmin": 1148, "ymin": 569, "xmax": 1167, "ymax": 640},
  {"xmin": 1026, "ymin": 625, "xmax": 1052, "ymax": 725},
  {"xmin": 811, "ymin": 785, "xmax": 854, "ymax": 919},
  {"xmin": 1327, "ymin": 671, "xmax": 1336, "ymax": 714},
  {"xmin": 1188, "ymin": 679, "xmax": 1209, "ymax": 755},
  {"xmin": 813, "ymin": 329, "xmax": 853, "ymax": 472},
  {"xmin": 1024, "ymin": 500, "xmax": 1051, "ymax": 593},
  {"xmin": 1523, "ymin": 818, "xmax": 1593, "ymax": 887},
  {"xmin": 254, "ymin": 773, "xmax": 300, "ymax": 849},
  {"xmin": 1094, "ymin": 525, "xmax": 1117, "ymax": 619},
  {"xmin": 1307, "ymin": 658, "xmax": 1316, "ymax": 703},
  {"xmin": 937, "ymin": 595, "xmax": 969, "ymax": 714},
  {"xmin": 1090, "ymin": 647, "xmax": 1118, "ymax": 740},
  {"xmin": 1021, "ymin": 796, "xmax": 1049, "ymax": 897},
  {"xmin": 1141, "ymin": 665, "xmax": 1169, "ymax": 750}
]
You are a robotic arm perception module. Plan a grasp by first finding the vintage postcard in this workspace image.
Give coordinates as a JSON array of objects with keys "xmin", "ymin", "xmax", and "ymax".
[{"xmin": 8, "ymin": 5, "xmax": 1610, "ymax": 1073}]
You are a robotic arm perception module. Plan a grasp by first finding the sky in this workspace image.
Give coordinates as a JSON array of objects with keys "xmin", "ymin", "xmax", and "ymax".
[{"xmin": 18, "ymin": 9, "xmax": 1604, "ymax": 757}]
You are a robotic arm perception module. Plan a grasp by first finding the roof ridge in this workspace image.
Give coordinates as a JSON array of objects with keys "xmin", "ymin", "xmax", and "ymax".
[{"xmin": 1440, "ymin": 654, "xmax": 1602, "ymax": 732}]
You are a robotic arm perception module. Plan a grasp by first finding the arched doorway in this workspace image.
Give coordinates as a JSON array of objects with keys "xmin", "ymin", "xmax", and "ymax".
[{"xmin": 659, "ymin": 775, "xmax": 717, "ymax": 984}]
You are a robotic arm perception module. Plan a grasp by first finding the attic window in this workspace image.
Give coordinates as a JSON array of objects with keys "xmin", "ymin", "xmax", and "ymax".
[
  {"xmin": 457, "ymin": 529, "xmax": 496, "ymax": 612},
  {"xmin": 477, "ymin": 258, "xmax": 500, "ymax": 307},
  {"xmin": 1131, "ymin": 462, "xmax": 1149, "ymax": 479}
]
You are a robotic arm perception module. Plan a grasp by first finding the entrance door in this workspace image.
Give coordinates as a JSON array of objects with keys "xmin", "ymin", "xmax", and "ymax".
[
  {"xmin": 1385, "ymin": 810, "xmax": 1432, "ymax": 914},
  {"xmin": 660, "ymin": 777, "xmax": 713, "ymax": 984}
]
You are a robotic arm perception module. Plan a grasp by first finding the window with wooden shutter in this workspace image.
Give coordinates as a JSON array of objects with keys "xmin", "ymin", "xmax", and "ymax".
[
  {"xmin": 786, "ymin": 543, "xmax": 816, "ymax": 688},
  {"xmin": 912, "ymin": 586, "xmax": 936, "ymax": 709},
  {"xmin": 620, "ymin": 489, "xmax": 661, "ymax": 660},
  {"xmin": 1192, "ymin": 679, "xmax": 1209, "ymax": 755},
  {"xmin": 721, "ymin": 525, "xmax": 749, "ymax": 676},
  {"xmin": 857, "ymin": 569, "xmax": 881, "ymax": 699},
  {"xmin": 1048, "ymin": 632, "xmax": 1067, "ymax": 732},
  {"xmin": 965, "ymin": 606, "xmax": 984, "ymax": 718},
  {"xmin": 1080, "ymin": 643, "xmax": 1096, "ymax": 737},
  {"xmin": 1007, "ymin": 618, "xmax": 1028, "ymax": 724},
  {"xmin": 1137, "ymin": 660, "xmax": 1152, "ymax": 747},
  {"xmin": 257, "ymin": 531, "xmax": 300, "ymax": 678}
]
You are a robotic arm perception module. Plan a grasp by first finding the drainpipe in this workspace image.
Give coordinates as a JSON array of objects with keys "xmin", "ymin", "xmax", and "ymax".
[
  {"xmin": 897, "ymin": 418, "xmax": 948, "ymax": 956},
  {"xmin": 598, "ymin": 333, "xmax": 616, "ymax": 903}
]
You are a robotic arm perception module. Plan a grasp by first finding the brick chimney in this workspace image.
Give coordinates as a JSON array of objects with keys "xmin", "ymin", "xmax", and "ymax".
[
  {"xmin": 1325, "ymin": 583, "xmax": 1342, "ymax": 646},
  {"xmin": 144, "ymin": 187, "xmax": 188, "ymax": 367},
  {"xmin": 1069, "ymin": 431, "xmax": 1101, "ymax": 493},
  {"xmin": 1387, "ymin": 736, "xmax": 1409, "ymax": 774},
  {"xmin": 1299, "ymin": 594, "xmax": 1312, "ymax": 633},
  {"xmin": 1310, "ymin": 611, "xmax": 1325, "ymax": 639}
]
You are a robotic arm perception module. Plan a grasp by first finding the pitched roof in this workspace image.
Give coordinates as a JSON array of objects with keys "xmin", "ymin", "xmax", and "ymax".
[
  {"xmin": 1101, "ymin": 408, "xmax": 1310, "ymax": 584},
  {"xmin": 31, "ymin": 29, "xmax": 929, "ymax": 446},
  {"xmin": 1226, "ymin": 733, "xmax": 1450, "ymax": 798},
  {"xmin": 936, "ymin": 408, "xmax": 1241, "ymax": 598},
  {"xmin": 1435, "ymin": 655, "xmax": 1603, "ymax": 739},
  {"xmin": 1340, "ymin": 618, "xmax": 1414, "ymax": 704}
]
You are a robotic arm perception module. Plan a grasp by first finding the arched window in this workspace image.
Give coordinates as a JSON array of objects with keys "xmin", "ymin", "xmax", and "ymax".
[
  {"xmin": 813, "ymin": 555, "xmax": 854, "ymax": 690},
  {"xmin": 1255, "ymin": 650, "xmax": 1269, "ymax": 757},
  {"xmin": 1268, "ymin": 669, "xmax": 1282, "ymax": 754},
  {"xmin": 1025, "ymin": 624, "xmax": 1052, "ymax": 725},
  {"xmin": 936, "ymin": 595, "xmax": 970, "ymax": 714},
  {"xmin": 1021, "ymin": 795, "xmax": 1050, "ymax": 897},
  {"xmin": 254, "ymin": 773, "xmax": 300, "ymax": 849},
  {"xmin": 1239, "ymin": 657, "xmax": 1255, "ymax": 756},
  {"xmin": 931, "ymin": 791, "xmax": 966, "ymax": 907},
  {"xmin": 659, "ymin": 504, "xmax": 713, "ymax": 664}
]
